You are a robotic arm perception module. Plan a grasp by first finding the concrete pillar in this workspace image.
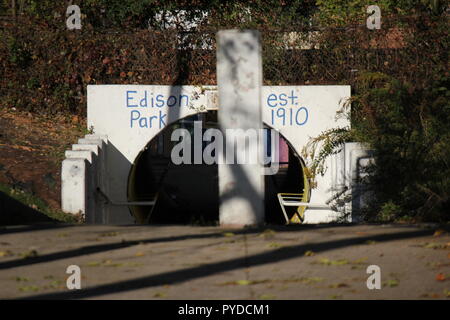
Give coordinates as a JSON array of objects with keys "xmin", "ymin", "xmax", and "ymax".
[
  {"xmin": 76, "ymin": 137, "xmax": 109, "ymax": 224},
  {"xmin": 217, "ymin": 30, "xmax": 265, "ymax": 227},
  {"xmin": 349, "ymin": 145, "xmax": 374, "ymax": 222},
  {"xmin": 61, "ymin": 158, "xmax": 87, "ymax": 217},
  {"xmin": 71, "ymin": 145, "xmax": 100, "ymax": 224},
  {"xmin": 64, "ymin": 150, "xmax": 94, "ymax": 221}
]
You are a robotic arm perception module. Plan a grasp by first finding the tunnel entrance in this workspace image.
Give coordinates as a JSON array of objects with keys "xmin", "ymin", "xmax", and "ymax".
[{"xmin": 127, "ymin": 112, "xmax": 309, "ymax": 225}]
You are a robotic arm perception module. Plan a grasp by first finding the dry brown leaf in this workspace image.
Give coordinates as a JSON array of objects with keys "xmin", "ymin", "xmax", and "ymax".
[{"xmin": 436, "ymin": 273, "xmax": 446, "ymax": 281}]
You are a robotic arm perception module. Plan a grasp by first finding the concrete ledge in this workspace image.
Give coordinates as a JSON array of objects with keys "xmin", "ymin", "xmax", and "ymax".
[
  {"xmin": 65, "ymin": 150, "xmax": 93, "ymax": 164},
  {"xmin": 78, "ymin": 138, "xmax": 101, "ymax": 145},
  {"xmin": 72, "ymin": 144, "xmax": 99, "ymax": 156},
  {"xmin": 84, "ymin": 134, "xmax": 108, "ymax": 142}
]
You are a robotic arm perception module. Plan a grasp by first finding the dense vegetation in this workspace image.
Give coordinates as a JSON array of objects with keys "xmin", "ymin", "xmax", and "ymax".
[{"xmin": 0, "ymin": 1, "xmax": 448, "ymax": 222}]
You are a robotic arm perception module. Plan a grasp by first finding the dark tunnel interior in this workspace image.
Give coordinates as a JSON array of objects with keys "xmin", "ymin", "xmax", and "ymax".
[{"xmin": 127, "ymin": 112, "xmax": 308, "ymax": 225}]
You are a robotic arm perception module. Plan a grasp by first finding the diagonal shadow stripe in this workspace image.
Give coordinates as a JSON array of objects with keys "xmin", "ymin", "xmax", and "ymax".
[
  {"xmin": 0, "ymin": 224, "xmax": 350, "ymax": 270},
  {"xmin": 0, "ymin": 230, "xmax": 250, "ymax": 270},
  {"xmin": 0, "ymin": 224, "xmax": 71, "ymax": 235},
  {"xmin": 18, "ymin": 228, "xmax": 434, "ymax": 300}
]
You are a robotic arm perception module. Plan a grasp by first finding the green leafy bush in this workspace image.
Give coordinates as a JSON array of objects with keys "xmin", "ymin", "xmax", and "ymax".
[{"xmin": 7, "ymin": 37, "xmax": 32, "ymax": 68}]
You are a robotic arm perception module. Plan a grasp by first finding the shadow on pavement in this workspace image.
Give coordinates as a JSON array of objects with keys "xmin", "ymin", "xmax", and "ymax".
[
  {"xmin": 0, "ymin": 191, "xmax": 58, "ymax": 226},
  {"xmin": 0, "ymin": 224, "xmax": 71, "ymax": 236},
  {"xmin": 0, "ymin": 227, "xmax": 252, "ymax": 270},
  {"xmin": 16, "ymin": 227, "xmax": 435, "ymax": 300},
  {"xmin": 0, "ymin": 223, "xmax": 363, "ymax": 270}
]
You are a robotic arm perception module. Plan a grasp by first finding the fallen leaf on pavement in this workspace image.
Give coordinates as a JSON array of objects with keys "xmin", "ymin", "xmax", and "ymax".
[
  {"xmin": 433, "ymin": 229, "xmax": 446, "ymax": 237},
  {"xmin": 259, "ymin": 229, "xmax": 276, "ymax": 239},
  {"xmin": 18, "ymin": 286, "xmax": 39, "ymax": 292},
  {"xmin": 20, "ymin": 250, "xmax": 38, "ymax": 259},
  {"xmin": 423, "ymin": 242, "xmax": 445, "ymax": 249},
  {"xmin": 317, "ymin": 258, "xmax": 349, "ymax": 266},
  {"xmin": 385, "ymin": 279, "xmax": 399, "ymax": 287},
  {"xmin": 436, "ymin": 273, "xmax": 446, "ymax": 281},
  {"xmin": 0, "ymin": 250, "xmax": 13, "ymax": 257},
  {"xmin": 223, "ymin": 232, "xmax": 235, "ymax": 237},
  {"xmin": 351, "ymin": 257, "xmax": 368, "ymax": 264},
  {"xmin": 15, "ymin": 277, "xmax": 29, "ymax": 282},
  {"xmin": 153, "ymin": 292, "xmax": 167, "ymax": 298}
]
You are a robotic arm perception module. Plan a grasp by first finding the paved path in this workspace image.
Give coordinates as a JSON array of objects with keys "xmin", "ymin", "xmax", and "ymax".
[{"xmin": 0, "ymin": 224, "xmax": 448, "ymax": 299}]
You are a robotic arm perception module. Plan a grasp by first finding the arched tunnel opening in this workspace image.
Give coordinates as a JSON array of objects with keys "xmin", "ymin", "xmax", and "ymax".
[{"xmin": 127, "ymin": 112, "xmax": 310, "ymax": 225}]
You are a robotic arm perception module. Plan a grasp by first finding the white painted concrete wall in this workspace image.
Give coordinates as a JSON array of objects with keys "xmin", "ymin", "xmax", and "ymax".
[
  {"xmin": 82, "ymin": 84, "xmax": 351, "ymax": 224},
  {"xmin": 261, "ymin": 85, "xmax": 350, "ymax": 223},
  {"xmin": 87, "ymin": 85, "xmax": 207, "ymax": 223}
]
